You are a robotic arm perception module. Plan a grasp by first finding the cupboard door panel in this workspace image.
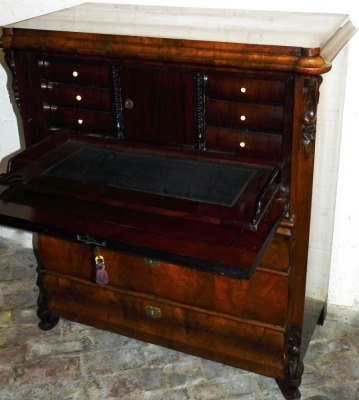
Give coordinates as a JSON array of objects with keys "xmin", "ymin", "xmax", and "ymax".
[{"xmin": 120, "ymin": 67, "xmax": 194, "ymax": 146}]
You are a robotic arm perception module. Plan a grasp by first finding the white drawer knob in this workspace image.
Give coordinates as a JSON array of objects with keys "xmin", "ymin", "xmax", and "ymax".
[
  {"xmin": 78, "ymin": 119, "xmax": 83, "ymax": 125},
  {"xmin": 73, "ymin": 71, "xmax": 78, "ymax": 77},
  {"xmin": 241, "ymin": 87, "xmax": 246, "ymax": 93},
  {"xmin": 76, "ymin": 95, "xmax": 82, "ymax": 101},
  {"xmin": 240, "ymin": 115, "xmax": 246, "ymax": 121}
]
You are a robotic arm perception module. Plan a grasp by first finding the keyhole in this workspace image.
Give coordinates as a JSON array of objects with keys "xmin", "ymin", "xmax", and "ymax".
[{"xmin": 125, "ymin": 98, "xmax": 134, "ymax": 109}]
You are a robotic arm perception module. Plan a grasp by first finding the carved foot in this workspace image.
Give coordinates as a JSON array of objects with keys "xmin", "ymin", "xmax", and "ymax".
[
  {"xmin": 276, "ymin": 326, "xmax": 304, "ymax": 399},
  {"xmin": 276, "ymin": 377, "xmax": 302, "ymax": 400},
  {"xmin": 37, "ymin": 309, "xmax": 59, "ymax": 331}
]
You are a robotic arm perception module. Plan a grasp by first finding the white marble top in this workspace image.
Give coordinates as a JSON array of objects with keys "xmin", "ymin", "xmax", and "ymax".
[{"xmin": 5, "ymin": 3, "xmax": 352, "ymax": 49}]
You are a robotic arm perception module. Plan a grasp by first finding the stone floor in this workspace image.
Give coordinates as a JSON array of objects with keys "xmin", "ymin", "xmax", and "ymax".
[{"xmin": 0, "ymin": 236, "xmax": 358, "ymax": 400}]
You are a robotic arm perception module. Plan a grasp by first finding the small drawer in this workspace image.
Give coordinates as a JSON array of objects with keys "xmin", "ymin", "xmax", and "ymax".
[
  {"xmin": 206, "ymin": 99, "xmax": 284, "ymax": 134},
  {"xmin": 41, "ymin": 82, "xmax": 112, "ymax": 111},
  {"xmin": 38, "ymin": 58, "xmax": 111, "ymax": 87},
  {"xmin": 43, "ymin": 105, "xmax": 114, "ymax": 134},
  {"xmin": 206, "ymin": 126, "xmax": 282, "ymax": 160},
  {"xmin": 207, "ymin": 75, "xmax": 286, "ymax": 104}
]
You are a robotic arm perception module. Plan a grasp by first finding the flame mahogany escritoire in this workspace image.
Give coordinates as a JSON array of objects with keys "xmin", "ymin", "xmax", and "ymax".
[{"xmin": 0, "ymin": 5, "xmax": 356, "ymax": 399}]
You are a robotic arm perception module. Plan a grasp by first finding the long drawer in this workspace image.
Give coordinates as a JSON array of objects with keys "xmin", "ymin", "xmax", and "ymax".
[
  {"xmin": 43, "ymin": 273, "xmax": 286, "ymax": 377},
  {"xmin": 37, "ymin": 234, "xmax": 290, "ymax": 327}
]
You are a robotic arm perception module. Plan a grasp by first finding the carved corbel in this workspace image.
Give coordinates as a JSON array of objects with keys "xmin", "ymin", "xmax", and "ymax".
[
  {"xmin": 276, "ymin": 327, "xmax": 304, "ymax": 400},
  {"xmin": 4, "ymin": 51, "xmax": 21, "ymax": 112},
  {"xmin": 301, "ymin": 76, "xmax": 323, "ymax": 157}
]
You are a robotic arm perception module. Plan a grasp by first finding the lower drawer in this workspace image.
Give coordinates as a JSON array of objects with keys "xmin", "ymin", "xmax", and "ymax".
[
  {"xmin": 37, "ymin": 235, "xmax": 289, "ymax": 327},
  {"xmin": 43, "ymin": 273, "xmax": 286, "ymax": 378}
]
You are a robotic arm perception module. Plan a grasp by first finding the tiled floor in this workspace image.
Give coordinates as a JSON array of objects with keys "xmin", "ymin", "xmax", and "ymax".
[{"xmin": 0, "ymin": 236, "xmax": 358, "ymax": 400}]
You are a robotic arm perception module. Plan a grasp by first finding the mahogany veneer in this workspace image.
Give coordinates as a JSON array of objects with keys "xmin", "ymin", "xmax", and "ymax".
[{"xmin": 0, "ymin": 4, "xmax": 356, "ymax": 399}]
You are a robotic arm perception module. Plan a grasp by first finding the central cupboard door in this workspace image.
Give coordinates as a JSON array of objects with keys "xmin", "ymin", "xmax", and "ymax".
[{"xmin": 119, "ymin": 65, "xmax": 195, "ymax": 146}]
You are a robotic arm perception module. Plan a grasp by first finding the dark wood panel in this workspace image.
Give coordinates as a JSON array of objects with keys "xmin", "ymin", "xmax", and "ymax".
[{"xmin": 120, "ymin": 67, "xmax": 194, "ymax": 146}]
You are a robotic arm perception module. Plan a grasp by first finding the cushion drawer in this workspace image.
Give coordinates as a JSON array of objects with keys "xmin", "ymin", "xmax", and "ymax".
[
  {"xmin": 43, "ymin": 105, "xmax": 114, "ymax": 134},
  {"xmin": 38, "ymin": 234, "xmax": 289, "ymax": 327},
  {"xmin": 207, "ymin": 75, "xmax": 286, "ymax": 104},
  {"xmin": 206, "ymin": 99, "xmax": 284, "ymax": 133},
  {"xmin": 44, "ymin": 273, "xmax": 286, "ymax": 376},
  {"xmin": 41, "ymin": 82, "xmax": 112, "ymax": 111},
  {"xmin": 38, "ymin": 58, "xmax": 111, "ymax": 87}
]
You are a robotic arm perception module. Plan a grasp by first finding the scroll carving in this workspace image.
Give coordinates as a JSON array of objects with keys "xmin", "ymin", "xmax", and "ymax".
[
  {"xmin": 36, "ymin": 263, "xmax": 59, "ymax": 331},
  {"xmin": 301, "ymin": 76, "xmax": 323, "ymax": 154},
  {"xmin": 33, "ymin": 241, "xmax": 59, "ymax": 331},
  {"xmin": 193, "ymin": 73, "xmax": 208, "ymax": 150},
  {"xmin": 4, "ymin": 51, "xmax": 21, "ymax": 113},
  {"xmin": 110, "ymin": 65, "xmax": 125, "ymax": 139},
  {"xmin": 276, "ymin": 327, "xmax": 304, "ymax": 400}
]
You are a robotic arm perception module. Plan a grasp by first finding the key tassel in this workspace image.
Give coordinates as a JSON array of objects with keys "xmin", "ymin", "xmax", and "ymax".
[{"xmin": 94, "ymin": 251, "xmax": 109, "ymax": 285}]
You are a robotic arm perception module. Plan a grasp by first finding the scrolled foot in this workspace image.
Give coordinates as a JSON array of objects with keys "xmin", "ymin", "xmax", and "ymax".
[
  {"xmin": 37, "ymin": 309, "xmax": 59, "ymax": 331},
  {"xmin": 276, "ymin": 378, "xmax": 301, "ymax": 400}
]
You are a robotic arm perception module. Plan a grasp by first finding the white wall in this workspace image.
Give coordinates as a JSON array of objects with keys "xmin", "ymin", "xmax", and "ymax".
[{"xmin": 0, "ymin": 0, "xmax": 358, "ymax": 309}]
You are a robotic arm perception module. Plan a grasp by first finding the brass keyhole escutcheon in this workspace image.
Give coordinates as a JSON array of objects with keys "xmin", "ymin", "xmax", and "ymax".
[
  {"xmin": 125, "ymin": 98, "xmax": 134, "ymax": 109},
  {"xmin": 145, "ymin": 306, "xmax": 162, "ymax": 319}
]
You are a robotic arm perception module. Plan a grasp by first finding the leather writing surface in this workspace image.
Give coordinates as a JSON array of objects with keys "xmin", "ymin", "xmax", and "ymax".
[{"xmin": 44, "ymin": 147, "xmax": 256, "ymax": 207}]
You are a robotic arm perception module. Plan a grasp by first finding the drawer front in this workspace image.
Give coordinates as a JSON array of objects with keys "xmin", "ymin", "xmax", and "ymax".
[
  {"xmin": 43, "ymin": 105, "xmax": 114, "ymax": 134},
  {"xmin": 37, "ymin": 234, "xmax": 289, "ymax": 326},
  {"xmin": 206, "ymin": 126, "xmax": 282, "ymax": 160},
  {"xmin": 44, "ymin": 273, "xmax": 286, "ymax": 376},
  {"xmin": 206, "ymin": 99, "xmax": 284, "ymax": 133},
  {"xmin": 41, "ymin": 82, "xmax": 112, "ymax": 111},
  {"xmin": 38, "ymin": 58, "xmax": 111, "ymax": 87},
  {"xmin": 207, "ymin": 75, "xmax": 286, "ymax": 104}
]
